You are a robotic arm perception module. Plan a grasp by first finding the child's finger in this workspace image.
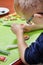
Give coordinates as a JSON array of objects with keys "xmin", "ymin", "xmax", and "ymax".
[
  {"xmin": 34, "ymin": 14, "xmax": 42, "ymax": 18},
  {"xmin": 20, "ymin": 24, "xmax": 26, "ymax": 29}
]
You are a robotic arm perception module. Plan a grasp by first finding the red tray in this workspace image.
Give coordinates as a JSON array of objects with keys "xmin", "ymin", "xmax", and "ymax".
[{"xmin": 12, "ymin": 59, "xmax": 25, "ymax": 65}]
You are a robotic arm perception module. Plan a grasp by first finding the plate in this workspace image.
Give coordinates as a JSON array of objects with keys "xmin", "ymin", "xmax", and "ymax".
[{"xmin": 0, "ymin": 7, "xmax": 9, "ymax": 15}]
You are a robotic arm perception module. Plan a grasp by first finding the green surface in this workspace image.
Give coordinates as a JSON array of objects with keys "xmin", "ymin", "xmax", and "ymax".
[
  {"xmin": 0, "ymin": 15, "xmax": 43, "ymax": 65},
  {"xmin": 0, "ymin": 25, "xmax": 19, "ymax": 65},
  {"xmin": 0, "ymin": 16, "xmax": 26, "ymax": 65}
]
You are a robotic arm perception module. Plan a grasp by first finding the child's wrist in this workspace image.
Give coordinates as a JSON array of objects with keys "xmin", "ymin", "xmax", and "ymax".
[{"xmin": 16, "ymin": 30, "xmax": 23, "ymax": 37}]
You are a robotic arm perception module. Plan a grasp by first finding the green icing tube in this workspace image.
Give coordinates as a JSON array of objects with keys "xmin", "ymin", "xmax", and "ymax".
[{"xmin": 0, "ymin": 50, "xmax": 10, "ymax": 55}]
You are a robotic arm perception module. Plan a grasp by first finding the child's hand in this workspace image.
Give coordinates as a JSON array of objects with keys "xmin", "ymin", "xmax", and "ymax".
[
  {"xmin": 11, "ymin": 23, "xmax": 24, "ymax": 35},
  {"xmin": 20, "ymin": 24, "xmax": 30, "ymax": 32}
]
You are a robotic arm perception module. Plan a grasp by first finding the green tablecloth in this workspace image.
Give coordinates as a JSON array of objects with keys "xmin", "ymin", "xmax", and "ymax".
[{"xmin": 0, "ymin": 14, "xmax": 43, "ymax": 65}]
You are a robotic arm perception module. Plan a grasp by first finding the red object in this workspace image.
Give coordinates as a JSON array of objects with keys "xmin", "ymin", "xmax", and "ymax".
[
  {"xmin": 0, "ymin": 56, "xmax": 6, "ymax": 61},
  {"xmin": 0, "ymin": 0, "xmax": 14, "ymax": 14},
  {"xmin": 12, "ymin": 59, "xmax": 25, "ymax": 65},
  {"xmin": 0, "ymin": 0, "xmax": 15, "ymax": 17}
]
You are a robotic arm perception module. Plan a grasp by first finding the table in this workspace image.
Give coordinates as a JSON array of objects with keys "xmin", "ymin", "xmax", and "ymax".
[
  {"xmin": 0, "ymin": 0, "xmax": 24, "ymax": 65},
  {"xmin": 0, "ymin": 0, "xmax": 25, "ymax": 64},
  {"xmin": 0, "ymin": 13, "xmax": 26, "ymax": 65},
  {"xmin": 0, "ymin": 13, "xmax": 43, "ymax": 65}
]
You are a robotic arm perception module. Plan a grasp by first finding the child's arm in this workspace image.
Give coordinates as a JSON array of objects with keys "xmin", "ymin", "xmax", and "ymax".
[
  {"xmin": 23, "ymin": 23, "xmax": 43, "ymax": 32},
  {"xmin": 11, "ymin": 23, "xmax": 29, "ymax": 65},
  {"xmin": 11, "ymin": 23, "xmax": 43, "ymax": 65}
]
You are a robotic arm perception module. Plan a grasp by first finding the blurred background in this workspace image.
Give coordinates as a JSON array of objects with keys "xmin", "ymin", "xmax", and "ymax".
[{"xmin": 0, "ymin": 0, "xmax": 15, "ymax": 14}]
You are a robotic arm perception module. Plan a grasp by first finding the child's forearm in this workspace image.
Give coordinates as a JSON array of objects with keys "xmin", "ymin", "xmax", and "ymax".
[
  {"xmin": 24, "ymin": 24, "xmax": 43, "ymax": 32},
  {"xmin": 17, "ymin": 31, "xmax": 29, "ymax": 65}
]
